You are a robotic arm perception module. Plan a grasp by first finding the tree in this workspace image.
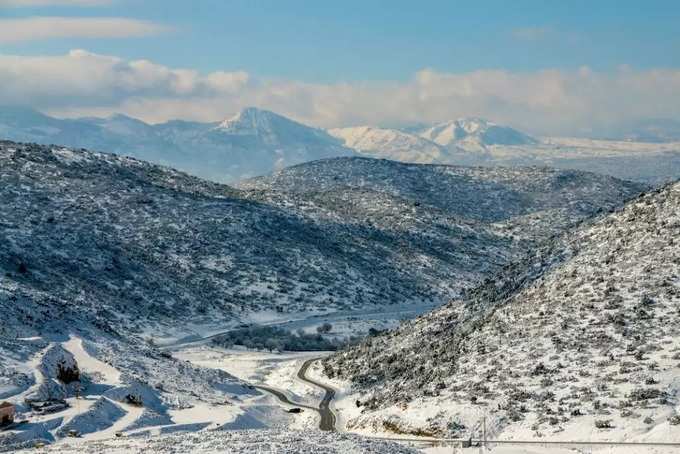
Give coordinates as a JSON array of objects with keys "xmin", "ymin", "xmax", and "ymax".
[{"xmin": 317, "ymin": 323, "xmax": 333, "ymax": 334}]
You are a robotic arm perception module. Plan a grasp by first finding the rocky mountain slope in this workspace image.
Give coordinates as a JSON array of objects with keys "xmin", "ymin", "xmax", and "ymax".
[
  {"xmin": 322, "ymin": 181, "xmax": 680, "ymax": 442},
  {"xmin": 0, "ymin": 140, "xmax": 644, "ymax": 336},
  {"xmin": 0, "ymin": 107, "xmax": 354, "ymax": 183}
]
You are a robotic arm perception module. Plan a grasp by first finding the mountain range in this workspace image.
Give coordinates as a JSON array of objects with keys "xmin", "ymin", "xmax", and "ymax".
[
  {"xmin": 0, "ymin": 106, "xmax": 354, "ymax": 183},
  {"xmin": 329, "ymin": 122, "xmax": 680, "ymax": 185},
  {"xmin": 2, "ymin": 106, "xmax": 680, "ymax": 185}
]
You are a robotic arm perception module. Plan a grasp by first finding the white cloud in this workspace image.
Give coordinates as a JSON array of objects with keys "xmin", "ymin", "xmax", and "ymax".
[
  {"xmin": 0, "ymin": 0, "xmax": 111, "ymax": 6},
  {"xmin": 1, "ymin": 49, "xmax": 679, "ymax": 136},
  {"xmin": 0, "ymin": 17, "xmax": 169, "ymax": 43}
]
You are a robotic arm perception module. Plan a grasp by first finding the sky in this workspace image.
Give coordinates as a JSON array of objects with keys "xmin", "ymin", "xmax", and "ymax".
[{"xmin": 1, "ymin": 0, "xmax": 680, "ymax": 135}]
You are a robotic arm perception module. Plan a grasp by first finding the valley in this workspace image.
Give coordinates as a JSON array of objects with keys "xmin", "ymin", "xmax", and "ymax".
[
  {"xmin": 0, "ymin": 139, "xmax": 675, "ymax": 453},
  {"xmin": 2, "ymin": 2, "xmax": 679, "ymax": 452}
]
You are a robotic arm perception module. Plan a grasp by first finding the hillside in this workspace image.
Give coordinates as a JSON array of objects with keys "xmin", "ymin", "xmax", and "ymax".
[
  {"xmin": 240, "ymin": 157, "xmax": 645, "ymax": 239},
  {"xmin": 0, "ymin": 144, "xmax": 641, "ymax": 341},
  {"xmin": 321, "ymin": 181, "xmax": 680, "ymax": 442},
  {"xmin": 0, "ymin": 141, "xmax": 648, "ymax": 449}
]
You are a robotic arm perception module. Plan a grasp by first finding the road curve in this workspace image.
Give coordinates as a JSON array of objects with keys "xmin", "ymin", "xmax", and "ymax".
[
  {"xmin": 297, "ymin": 358, "xmax": 337, "ymax": 431},
  {"xmin": 162, "ymin": 331, "xmax": 338, "ymax": 431},
  {"xmin": 252, "ymin": 384, "xmax": 318, "ymax": 412}
]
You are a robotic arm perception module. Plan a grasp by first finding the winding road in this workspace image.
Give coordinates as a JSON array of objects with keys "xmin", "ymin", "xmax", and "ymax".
[
  {"xmin": 165, "ymin": 330, "xmax": 338, "ymax": 431},
  {"xmin": 297, "ymin": 358, "xmax": 336, "ymax": 431},
  {"xmin": 253, "ymin": 357, "xmax": 337, "ymax": 431}
]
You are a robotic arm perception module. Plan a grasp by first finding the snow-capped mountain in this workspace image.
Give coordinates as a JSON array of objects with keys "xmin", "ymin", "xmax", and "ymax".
[
  {"xmin": 3, "ymin": 106, "xmax": 680, "ymax": 185},
  {"xmin": 330, "ymin": 119, "xmax": 680, "ymax": 185},
  {"xmin": 322, "ymin": 181, "xmax": 680, "ymax": 442},
  {"xmin": 0, "ymin": 107, "xmax": 354, "ymax": 183},
  {"xmin": 328, "ymin": 126, "xmax": 455, "ymax": 164},
  {"xmin": 418, "ymin": 117, "xmax": 538, "ymax": 150},
  {"xmin": 327, "ymin": 119, "xmax": 535, "ymax": 165}
]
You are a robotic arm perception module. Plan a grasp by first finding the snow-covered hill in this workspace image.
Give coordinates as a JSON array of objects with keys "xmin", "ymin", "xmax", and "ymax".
[
  {"xmin": 329, "ymin": 118, "xmax": 680, "ymax": 185},
  {"xmin": 328, "ymin": 126, "xmax": 455, "ymax": 163},
  {"xmin": 0, "ymin": 142, "xmax": 642, "ymax": 340},
  {"xmin": 322, "ymin": 181, "xmax": 680, "ymax": 443},
  {"xmin": 240, "ymin": 157, "xmax": 644, "ymax": 238},
  {"xmin": 0, "ymin": 107, "xmax": 354, "ymax": 183},
  {"xmin": 418, "ymin": 117, "xmax": 538, "ymax": 150}
]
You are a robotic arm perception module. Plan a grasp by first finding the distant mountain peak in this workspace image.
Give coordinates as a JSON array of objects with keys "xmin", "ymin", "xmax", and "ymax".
[
  {"xmin": 328, "ymin": 125, "xmax": 452, "ymax": 164},
  {"xmin": 419, "ymin": 117, "xmax": 537, "ymax": 147},
  {"xmin": 216, "ymin": 107, "xmax": 301, "ymax": 133}
]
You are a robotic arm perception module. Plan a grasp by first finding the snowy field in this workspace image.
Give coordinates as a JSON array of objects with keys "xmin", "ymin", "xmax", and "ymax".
[
  {"xmin": 174, "ymin": 346, "xmax": 327, "ymax": 430},
  {"xmin": 0, "ymin": 336, "xmax": 308, "ymax": 451}
]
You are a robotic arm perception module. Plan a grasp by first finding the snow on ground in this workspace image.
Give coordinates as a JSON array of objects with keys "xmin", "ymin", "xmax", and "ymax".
[
  {"xmin": 62, "ymin": 336, "xmax": 121, "ymax": 386},
  {"xmin": 153, "ymin": 302, "xmax": 436, "ymax": 350},
  {"xmin": 13, "ymin": 429, "xmax": 420, "ymax": 453},
  {"xmin": 0, "ymin": 336, "xmax": 282, "ymax": 451},
  {"xmin": 173, "ymin": 345, "xmax": 328, "ymax": 430}
]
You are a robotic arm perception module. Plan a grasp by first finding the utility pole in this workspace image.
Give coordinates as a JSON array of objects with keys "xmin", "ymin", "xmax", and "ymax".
[{"xmin": 482, "ymin": 415, "xmax": 487, "ymax": 453}]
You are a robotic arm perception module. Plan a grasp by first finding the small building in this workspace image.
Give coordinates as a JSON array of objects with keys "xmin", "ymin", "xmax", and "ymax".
[{"xmin": 0, "ymin": 402, "xmax": 15, "ymax": 425}]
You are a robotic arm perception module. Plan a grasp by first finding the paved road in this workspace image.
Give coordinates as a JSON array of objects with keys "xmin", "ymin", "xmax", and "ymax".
[
  {"xmin": 251, "ymin": 384, "xmax": 318, "ymax": 412},
  {"xmin": 250, "ymin": 358, "xmax": 337, "ymax": 432},
  {"xmin": 161, "ymin": 327, "xmax": 339, "ymax": 431},
  {"xmin": 297, "ymin": 358, "xmax": 336, "ymax": 431}
]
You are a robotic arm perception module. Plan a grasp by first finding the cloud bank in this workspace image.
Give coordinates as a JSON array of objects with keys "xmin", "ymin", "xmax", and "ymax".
[
  {"xmin": 0, "ymin": 17, "xmax": 169, "ymax": 43},
  {"xmin": 1, "ymin": 49, "xmax": 679, "ymax": 136}
]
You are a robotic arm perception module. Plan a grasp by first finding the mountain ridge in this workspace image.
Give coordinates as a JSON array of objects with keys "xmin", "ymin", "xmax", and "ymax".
[
  {"xmin": 0, "ymin": 107, "xmax": 355, "ymax": 183},
  {"xmin": 3, "ymin": 106, "xmax": 680, "ymax": 184}
]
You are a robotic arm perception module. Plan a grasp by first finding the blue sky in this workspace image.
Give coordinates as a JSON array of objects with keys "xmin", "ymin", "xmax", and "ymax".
[
  {"xmin": 3, "ymin": 0, "xmax": 680, "ymax": 82},
  {"xmin": 0, "ymin": 0, "xmax": 679, "ymax": 134}
]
